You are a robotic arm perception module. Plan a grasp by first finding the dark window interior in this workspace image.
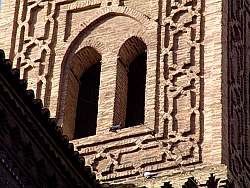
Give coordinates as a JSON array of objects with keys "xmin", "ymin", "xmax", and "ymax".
[
  {"xmin": 125, "ymin": 52, "xmax": 147, "ymax": 127},
  {"xmin": 74, "ymin": 62, "xmax": 101, "ymax": 139}
]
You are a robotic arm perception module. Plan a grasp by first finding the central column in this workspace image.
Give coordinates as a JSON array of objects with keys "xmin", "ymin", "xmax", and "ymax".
[{"xmin": 96, "ymin": 52, "xmax": 117, "ymax": 135}]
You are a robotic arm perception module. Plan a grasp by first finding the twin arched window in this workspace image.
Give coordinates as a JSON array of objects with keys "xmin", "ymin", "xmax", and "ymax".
[{"xmin": 69, "ymin": 37, "xmax": 147, "ymax": 139}]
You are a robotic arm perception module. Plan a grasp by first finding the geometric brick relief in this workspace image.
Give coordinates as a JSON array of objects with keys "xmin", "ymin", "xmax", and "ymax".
[
  {"xmin": 73, "ymin": 131, "xmax": 199, "ymax": 181},
  {"xmin": 12, "ymin": 0, "xmax": 56, "ymax": 107},
  {"xmin": 161, "ymin": 0, "xmax": 204, "ymax": 162},
  {"xmin": 228, "ymin": 0, "xmax": 250, "ymax": 186}
]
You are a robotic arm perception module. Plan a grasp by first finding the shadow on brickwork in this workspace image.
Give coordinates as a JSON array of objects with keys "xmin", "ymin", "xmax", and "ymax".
[{"xmin": 102, "ymin": 174, "xmax": 232, "ymax": 188}]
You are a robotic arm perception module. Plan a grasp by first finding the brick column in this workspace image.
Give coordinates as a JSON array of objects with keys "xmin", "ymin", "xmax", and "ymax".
[{"xmin": 96, "ymin": 52, "xmax": 117, "ymax": 135}]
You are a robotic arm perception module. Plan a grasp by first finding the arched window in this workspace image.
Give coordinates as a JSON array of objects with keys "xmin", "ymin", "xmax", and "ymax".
[
  {"xmin": 62, "ymin": 47, "xmax": 101, "ymax": 139},
  {"xmin": 114, "ymin": 37, "xmax": 147, "ymax": 128}
]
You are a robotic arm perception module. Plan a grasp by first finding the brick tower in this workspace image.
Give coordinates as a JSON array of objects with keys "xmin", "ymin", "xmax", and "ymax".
[{"xmin": 0, "ymin": 0, "xmax": 237, "ymax": 187}]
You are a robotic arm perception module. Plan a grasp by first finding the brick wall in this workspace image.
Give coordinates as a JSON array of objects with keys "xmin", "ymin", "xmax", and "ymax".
[{"xmin": 0, "ymin": 0, "xmax": 229, "ymax": 187}]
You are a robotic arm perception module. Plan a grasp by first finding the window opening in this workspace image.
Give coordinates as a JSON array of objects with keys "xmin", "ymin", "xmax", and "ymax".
[
  {"xmin": 74, "ymin": 62, "xmax": 101, "ymax": 138},
  {"xmin": 114, "ymin": 37, "xmax": 147, "ymax": 128},
  {"xmin": 125, "ymin": 52, "xmax": 147, "ymax": 127}
]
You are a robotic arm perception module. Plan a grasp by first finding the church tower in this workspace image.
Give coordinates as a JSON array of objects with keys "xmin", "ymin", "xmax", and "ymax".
[{"xmin": 1, "ymin": 0, "xmax": 243, "ymax": 187}]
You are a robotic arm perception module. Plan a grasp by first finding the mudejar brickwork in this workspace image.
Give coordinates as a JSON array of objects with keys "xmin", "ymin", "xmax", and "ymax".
[{"xmin": 0, "ymin": 0, "xmax": 249, "ymax": 187}]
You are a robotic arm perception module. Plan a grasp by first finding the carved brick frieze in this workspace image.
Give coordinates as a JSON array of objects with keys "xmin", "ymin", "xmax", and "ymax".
[
  {"xmin": 228, "ymin": 0, "xmax": 250, "ymax": 187},
  {"xmin": 73, "ymin": 130, "xmax": 199, "ymax": 181},
  {"xmin": 12, "ymin": 0, "xmax": 57, "ymax": 107},
  {"xmin": 163, "ymin": 0, "xmax": 204, "ymax": 141},
  {"xmin": 161, "ymin": 0, "xmax": 204, "ymax": 158}
]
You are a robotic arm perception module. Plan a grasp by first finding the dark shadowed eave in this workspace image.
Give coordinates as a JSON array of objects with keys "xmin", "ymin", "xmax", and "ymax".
[{"xmin": 0, "ymin": 49, "xmax": 102, "ymax": 188}]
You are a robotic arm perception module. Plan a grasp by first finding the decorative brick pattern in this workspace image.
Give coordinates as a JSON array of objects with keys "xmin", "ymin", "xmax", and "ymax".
[
  {"xmin": 160, "ymin": 0, "xmax": 204, "ymax": 164},
  {"xmin": 11, "ymin": 0, "xmax": 56, "ymax": 107},
  {"xmin": 228, "ymin": 0, "xmax": 250, "ymax": 187},
  {"xmin": 0, "ymin": 0, "xmax": 229, "ymax": 187}
]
